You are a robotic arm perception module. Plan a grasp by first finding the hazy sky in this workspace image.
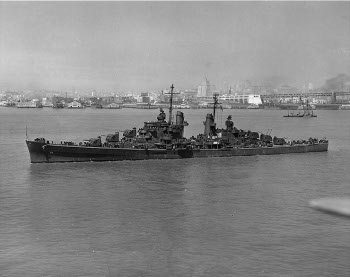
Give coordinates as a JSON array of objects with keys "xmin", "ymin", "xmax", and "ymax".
[{"xmin": 0, "ymin": 1, "xmax": 349, "ymax": 92}]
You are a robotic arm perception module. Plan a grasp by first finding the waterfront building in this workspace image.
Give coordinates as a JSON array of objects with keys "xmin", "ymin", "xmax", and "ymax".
[
  {"xmin": 67, "ymin": 101, "xmax": 83, "ymax": 108},
  {"xmin": 42, "ymin": 97, "xmax": 53, "ymax": 107},
  {"xmin": 182, "ymin": 90, "xmax": 198, "ymax": 103},
  {"xmin": 197, "ymin": 93, "xmax": 262, "ymax": 106},
  {"xmin": 140, "ymin": 92, "xmax": 150, "ymax": 103},
  {"xmin": 219, "ymin": 94, "xmax": 262, "ymax": 105}
]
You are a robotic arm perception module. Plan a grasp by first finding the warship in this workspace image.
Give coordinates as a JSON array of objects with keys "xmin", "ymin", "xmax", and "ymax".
[{"xmin": 26, "ymin": 84, "xmax": 328, "ymax": 163}]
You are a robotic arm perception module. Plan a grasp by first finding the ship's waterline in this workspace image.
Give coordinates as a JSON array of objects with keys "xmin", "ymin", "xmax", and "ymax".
[{"xmin": 26, "ymin": 139, "xmax": 328, "ymax": 163}]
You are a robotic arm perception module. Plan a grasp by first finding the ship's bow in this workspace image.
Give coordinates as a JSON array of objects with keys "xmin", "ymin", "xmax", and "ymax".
[{"xmin": 26, "ymin": 140, "xmax": 48, "ymax": 163}]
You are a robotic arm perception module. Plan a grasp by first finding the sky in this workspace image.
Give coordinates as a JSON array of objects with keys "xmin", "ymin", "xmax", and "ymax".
[{"xmin": 0, "ymin": 1, "xmax": 349, "ymax": 92}]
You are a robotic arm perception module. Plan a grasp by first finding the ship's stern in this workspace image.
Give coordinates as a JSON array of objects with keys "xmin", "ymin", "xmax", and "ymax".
[{"xmin": 26, "ymin": 140, "xmax": 48, "ymax": 163}]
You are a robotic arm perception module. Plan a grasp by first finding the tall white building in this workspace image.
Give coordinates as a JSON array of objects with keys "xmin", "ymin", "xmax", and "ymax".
[
  {"xmin": 197, "ymin": 78, "xmax": 211, "ymax": 97},
  {"xmin": 197, "ymin": 86, "xmax": 203, "ymax": 97}
]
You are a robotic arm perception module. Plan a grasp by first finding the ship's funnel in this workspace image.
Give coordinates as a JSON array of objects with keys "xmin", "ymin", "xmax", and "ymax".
[
  {"xmin": 176, "ymin": 111, "xmax": 184, "ymax": 126},
  {"xmin": 204, "ymin": 113, "xmax": 216, "ymax": 137},
  {"xmin": 225, "ymin": 115, "xmax": 234, "ymax": 131}
]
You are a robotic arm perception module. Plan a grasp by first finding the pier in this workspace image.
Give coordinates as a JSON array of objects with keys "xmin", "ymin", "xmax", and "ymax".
[{"xmin": 261, "ymin": 91, "xmax": 350, "ymax": 103}]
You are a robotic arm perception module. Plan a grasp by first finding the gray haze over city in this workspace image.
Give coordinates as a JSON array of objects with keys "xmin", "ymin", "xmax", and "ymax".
[{"xmin": 0, "ymin": 1, "xmax": 349, "ymax": 92}]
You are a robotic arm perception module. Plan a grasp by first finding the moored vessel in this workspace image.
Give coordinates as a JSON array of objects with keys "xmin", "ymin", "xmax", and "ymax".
[
  {"xmin": 313, "ymin": 103, "xmax": 340, "ymax": 110},
  {"xmin": 339, "ymin": 104, "xmax": 350, "ymax": 110},
  {"xmin": 17, "ymin": 101, "xmax": 43, "ymax": 108},
  {"xmin": 26, "ymin": 84, "xmax": 328, "ymax": 163},
  {"xmin": 283, "ymin": 98, "xmax": 317, "ymax": 118}
]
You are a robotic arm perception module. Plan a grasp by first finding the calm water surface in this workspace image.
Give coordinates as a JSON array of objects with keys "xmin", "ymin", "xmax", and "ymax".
[{"xmin": 0, "ymin": 107, "xmax": 349, "ymax": 276}]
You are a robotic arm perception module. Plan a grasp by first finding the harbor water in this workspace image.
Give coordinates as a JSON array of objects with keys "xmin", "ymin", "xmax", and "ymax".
[{"xmin": 0, "ymin": 107, "xmax": 349, "ymax": 276}]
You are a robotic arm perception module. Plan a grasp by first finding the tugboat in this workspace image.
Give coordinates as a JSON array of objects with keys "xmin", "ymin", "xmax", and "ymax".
[{"xmin": 26, "ymin": 84, "xmax": 328, "ymax": 163}]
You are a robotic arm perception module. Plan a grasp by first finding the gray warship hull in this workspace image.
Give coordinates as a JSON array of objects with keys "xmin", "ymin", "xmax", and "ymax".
[{"xmin": 26, "ymin": 140, "xmax": 328, "ymax": 163}]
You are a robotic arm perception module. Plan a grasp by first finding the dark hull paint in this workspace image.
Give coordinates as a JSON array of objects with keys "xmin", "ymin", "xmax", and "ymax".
[
  {"xmin": 26, "ymin": 140, "xmax": 329, "ymax": 163},
  {"xmin": 266, "ymin": 104, "xmax": 340, "ymax": 110},
  {"xmin": 314, "ymin": 104, "xmax": 340, "ymax": 110}
]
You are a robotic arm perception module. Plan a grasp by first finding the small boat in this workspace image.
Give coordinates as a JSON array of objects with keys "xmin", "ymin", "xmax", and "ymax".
[
  {"xmin": 284, "ymin": 97, "xmax": 317, "ymax": 117},
  {"xmin": 339, "ymin": 104, "xmax": 350, "ymax": 110}
]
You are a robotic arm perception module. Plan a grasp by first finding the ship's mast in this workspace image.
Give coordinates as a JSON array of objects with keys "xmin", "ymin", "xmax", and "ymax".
[
  {"xmin": 168, "ymin": 84, "xmax": 174, "ymax": 124},
  {"xmin": 168, "ymin": 84, "xmax": 175, "ymax": 125},
  {"xmin": 212, "ymin": 93, "xmax": 220, "ymax": 119},
  {"xmin": 165, "ymin": 84, "xmax": 180, "ymax": 124}
]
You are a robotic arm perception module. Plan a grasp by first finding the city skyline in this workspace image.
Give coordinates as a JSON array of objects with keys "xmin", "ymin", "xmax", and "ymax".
[{"xmin": 1, "ymin": 1, "xmax": 349, "ymax": 91}]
